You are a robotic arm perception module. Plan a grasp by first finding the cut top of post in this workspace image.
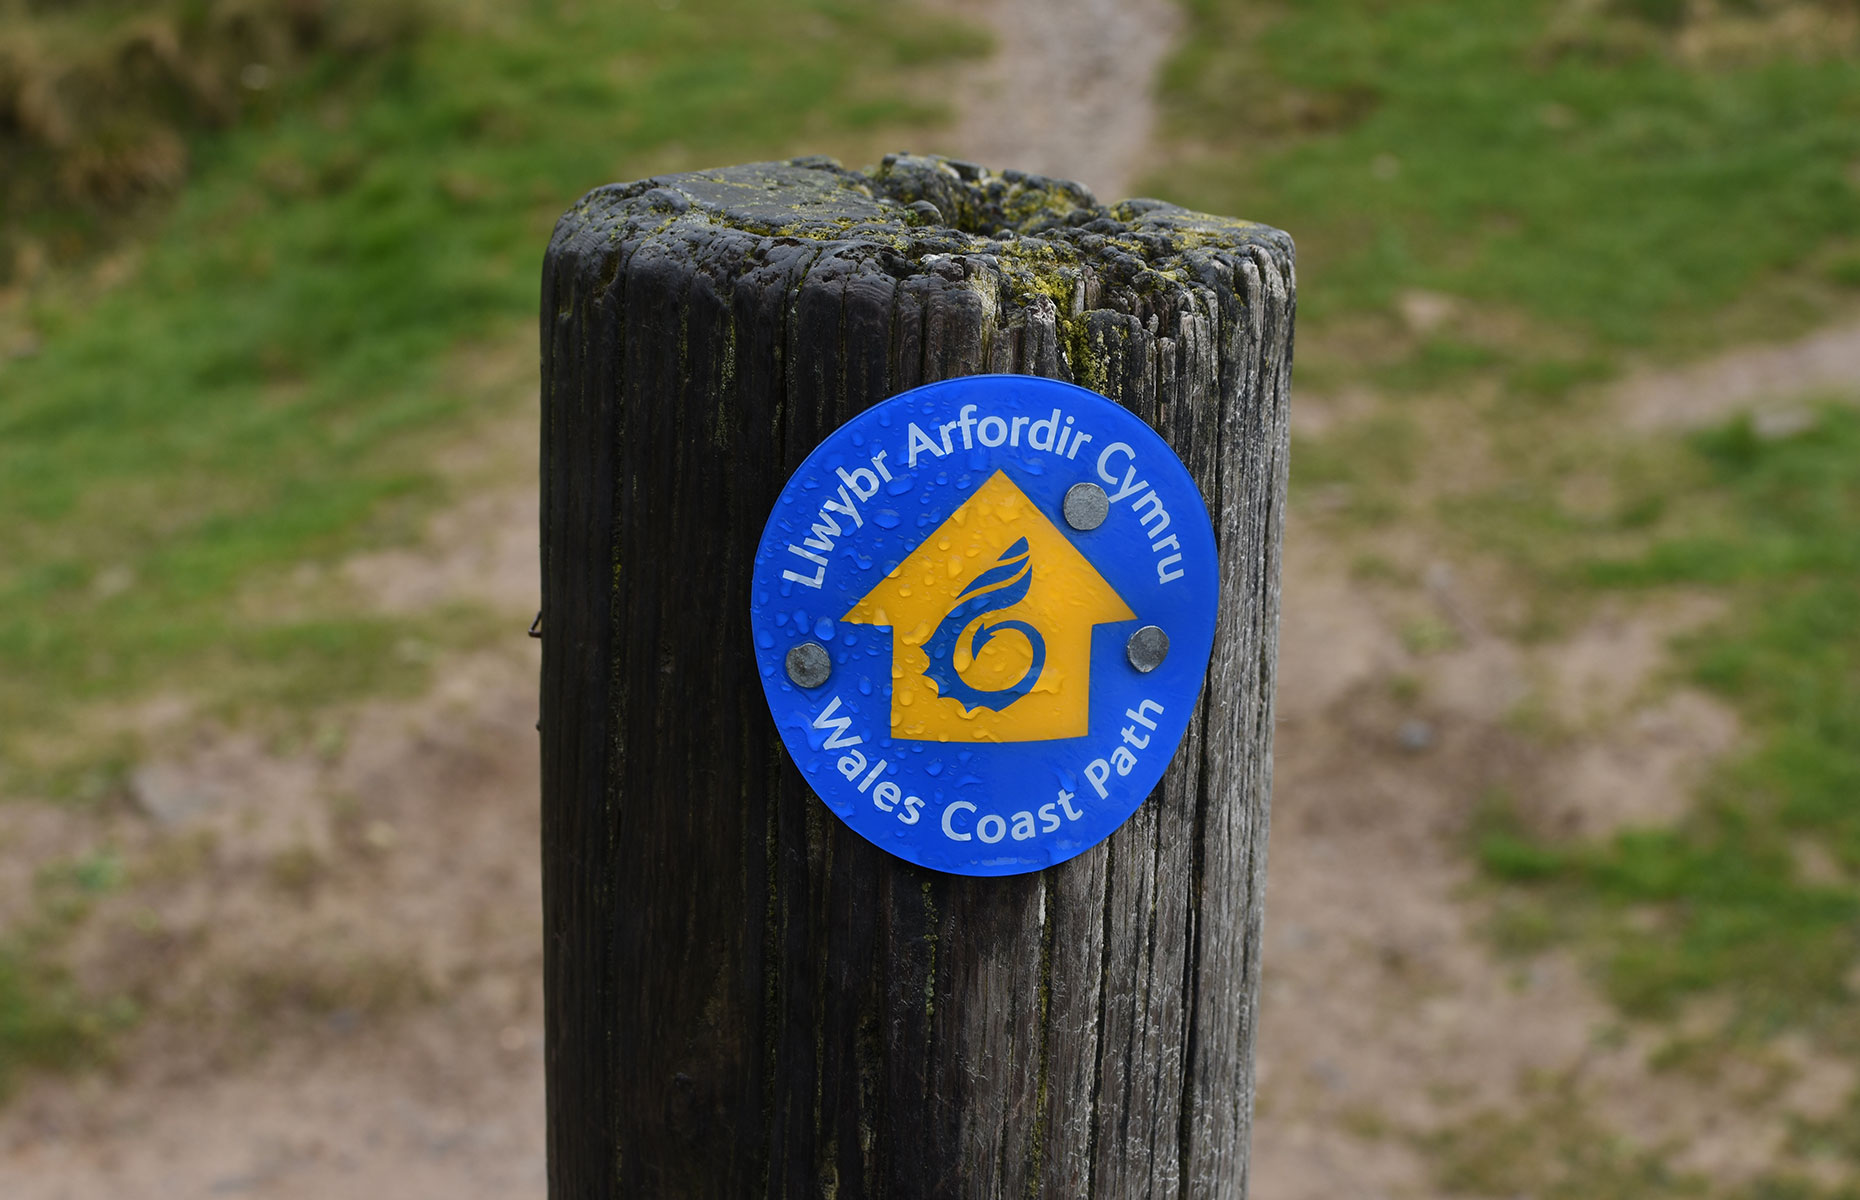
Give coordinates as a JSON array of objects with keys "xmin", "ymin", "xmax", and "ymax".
[{"xmin": 549, "ymin": 154, "xmax": 1292, "ymax": 395}]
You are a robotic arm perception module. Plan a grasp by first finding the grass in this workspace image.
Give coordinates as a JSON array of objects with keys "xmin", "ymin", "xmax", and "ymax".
[
  {"xmin": 1152, "ymin": 0, "xmax": 1860, "ymax": 379},
  {"xmin": 0, "ymin": 0, "xmax": 427, "ymax": 272},
  {"xmin": 1474, "ymin": 408, "xmax": 1860, "ymax": 1034},
  {"xmin": 0, "ymin": 0, "xmax": 985, "ymax": 786},
  {"xmin": 0, "ymin": 0, "xmax": 983, "ymax": 1086},
  {"xmin": 1426, "ymin": 1078, "xmax": 1709, "ymax": 1200}
]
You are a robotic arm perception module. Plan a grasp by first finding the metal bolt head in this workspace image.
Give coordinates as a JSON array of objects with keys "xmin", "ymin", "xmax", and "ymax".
[
  {"xmin": 1063, "ymin": 482, "xmax": 1109, "ymax": 531},
  {"xmin": 1126, "ymin": 625, "xmax": 1169, "ymax": 673},
  {"xmin": 785, "ymin": 641, "xmax": 832, "ymax": 688}
]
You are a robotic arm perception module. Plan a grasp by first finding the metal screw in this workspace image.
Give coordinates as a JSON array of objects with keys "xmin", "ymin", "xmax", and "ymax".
[
  {"xmin": 785, "ymin": 642, "xmax": 832, "ymax": 688},
  {"xmin": 1126, "ymin": 625, "xmax": 1169, "ymax": 673},
  {"xmin": 1063, "ymin": 482, "xmax": 1109, "ymax": 531}
]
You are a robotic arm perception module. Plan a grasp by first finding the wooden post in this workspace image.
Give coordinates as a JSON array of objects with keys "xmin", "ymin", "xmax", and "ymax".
[{"xmin": 539, "ymin": 155, "xmax": 1293, "ymax": 1198}]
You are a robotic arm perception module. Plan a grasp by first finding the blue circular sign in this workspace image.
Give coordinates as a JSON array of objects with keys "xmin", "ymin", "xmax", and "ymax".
[{"xmin": 750, "ymin": 375, "xmax": 1218, "ymax": 876}]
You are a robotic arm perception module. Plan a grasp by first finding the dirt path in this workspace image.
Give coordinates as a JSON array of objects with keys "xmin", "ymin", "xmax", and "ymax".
[
  {"xmin": 1243, "ymin": 526, "xmax": 1820, "ymax": 1199},
  {"xmin": 1614, "ymin": 314, "xmax": 1860, "ymax": 431},
  {"xmin": 5, "ymin": 948, "xmax": 545, "ymax": 1199},
  {"xmin": 927, "ymin": 0, "xmax": 1180, "ymax": 199}
]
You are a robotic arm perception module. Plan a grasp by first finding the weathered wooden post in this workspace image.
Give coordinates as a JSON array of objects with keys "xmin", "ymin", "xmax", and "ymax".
[{"xmin": 539, "ymin": 154, "xmax": 1292, "ymax": 1198}]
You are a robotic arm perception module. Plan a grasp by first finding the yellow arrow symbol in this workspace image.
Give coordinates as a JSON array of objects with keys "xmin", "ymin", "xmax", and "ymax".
[{"xmin": 842, "ymin": 470, "xmax": 1134, "ymax": 743}]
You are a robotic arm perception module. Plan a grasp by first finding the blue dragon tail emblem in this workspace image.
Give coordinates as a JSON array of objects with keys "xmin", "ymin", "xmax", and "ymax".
[{"xmin": 921, "ymin": 537, "xmax": 1047, "ymax": 712}]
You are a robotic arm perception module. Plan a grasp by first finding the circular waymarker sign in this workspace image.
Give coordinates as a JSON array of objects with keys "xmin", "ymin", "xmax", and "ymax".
[{"xmin": 749, "ymin": 375, "xmax": 1219, "ymax": 876}]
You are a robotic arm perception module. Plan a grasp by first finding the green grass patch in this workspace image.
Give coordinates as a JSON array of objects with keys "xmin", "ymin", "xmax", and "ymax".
[
  {"xmin": 0, "ymin": 0, "xmax": 985, "ymax": 777},
  {"xmin": 1588, "ymin": 408, "xmax": 1860, "ymax": 871},
  {"xmin": 1152, "ymin": 0, "xmax": 1860, "ymax": 357},
  {"xmin": 1469, "ymin": 409, "xmax": 1860, "ymax": 1035},
  {"xmin": 0, "ymin": 948, "xmax": 94, "ymax": 1099},
  {"xmin": 0, "ymin": 848, "xmax": 142, "ymax": 1098},
  {"xmin": 0, "ymin": 0, "xmax": 427, "ymax": 273}
]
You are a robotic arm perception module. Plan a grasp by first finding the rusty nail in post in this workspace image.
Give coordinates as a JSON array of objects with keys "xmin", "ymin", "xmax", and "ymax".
[
  {"xmin": 1063, "ymin": 482, "xmax": 1109, "ymax": 531},
  {"xmin": 785, "ymin": 642, "xmax": 832, "ymax": 688},
  {"xmin": 528, "ymin": 611, "xmax": 543, "ymax": 639},
  {"xmin": 1126, "ymin": 625, "xmax": 1169, "ymax": 673}
]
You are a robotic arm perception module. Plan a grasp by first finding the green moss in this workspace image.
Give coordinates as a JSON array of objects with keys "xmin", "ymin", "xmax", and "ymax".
[{"xmin": 1064, "ymin": 319, "xmax": 1108, "ymax": 394}]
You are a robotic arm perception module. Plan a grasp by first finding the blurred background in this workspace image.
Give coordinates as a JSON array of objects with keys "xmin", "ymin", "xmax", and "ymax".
[{"xmin": 2, "ymin": 0, "xmax": 1858, "ymax": 1195}]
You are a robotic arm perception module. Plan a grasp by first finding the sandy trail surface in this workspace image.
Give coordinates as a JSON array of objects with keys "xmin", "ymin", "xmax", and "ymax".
[{"xmin": 928, "ymin": 0, "xmax": 1179, "ymax": 199}]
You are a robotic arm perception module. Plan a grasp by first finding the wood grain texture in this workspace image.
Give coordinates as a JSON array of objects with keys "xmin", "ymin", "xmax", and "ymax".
[{"xmin": 539, "ymin": 155, "xmax": 1294, "ymax": 1199}]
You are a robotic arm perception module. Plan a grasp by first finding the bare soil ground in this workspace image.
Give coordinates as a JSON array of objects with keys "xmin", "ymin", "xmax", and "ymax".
[
  {"xmin": 0, "ymin": 414, "xmax": 548, "ymax": 1196},
  {"xmin": 6, "ymin": 3, "xmax": 1856, "ymax": 1196},
  {"xmin": 1249, "ymin": 527, "xmax": 1764, "ymax": 1199},
  {"xmin": 1616, "ymin": 315, "xmax": 1860, "ymax": 431},
  {"xmin": 927, "ymin": 0, "xmax": 1179, "ymax": 199}
]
